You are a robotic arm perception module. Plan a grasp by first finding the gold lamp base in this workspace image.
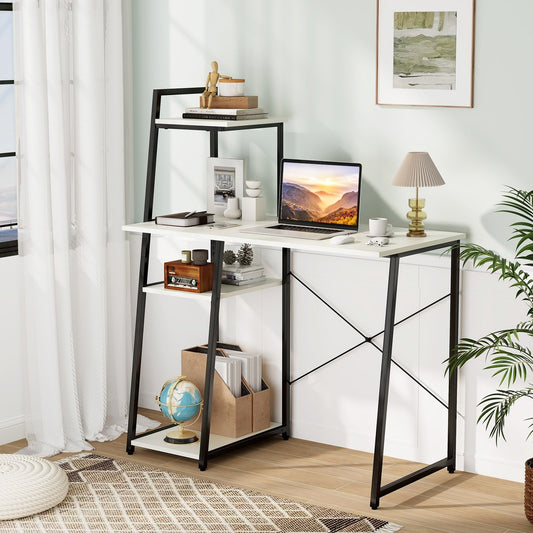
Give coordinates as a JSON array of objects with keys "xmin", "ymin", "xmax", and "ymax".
[{"xmin": 406, "ymin": 197, "xmax": 427, "ymax": 237}]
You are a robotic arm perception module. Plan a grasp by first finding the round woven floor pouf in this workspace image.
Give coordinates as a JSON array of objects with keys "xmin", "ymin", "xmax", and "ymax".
[{"xmin": 0, "ymin": 454, "xmax": 69, "ymax": 520}]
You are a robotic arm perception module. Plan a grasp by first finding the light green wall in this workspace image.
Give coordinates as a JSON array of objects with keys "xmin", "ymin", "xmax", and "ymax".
[{"xmin": 132, "ymin": 0, "xmax": 533, "ymax": 254}]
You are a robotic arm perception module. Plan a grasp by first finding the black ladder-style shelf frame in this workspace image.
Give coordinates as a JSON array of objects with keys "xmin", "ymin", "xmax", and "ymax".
[{"xmin": 126, "ymin": 87, "xmax": 287, "ymax": 470}]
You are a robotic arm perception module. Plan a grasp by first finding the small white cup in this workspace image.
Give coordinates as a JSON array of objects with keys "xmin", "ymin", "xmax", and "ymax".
[
  {"xmin": 369, "ymin": 217, "xmax": 392, "ymax": 236},
  {"xmin": 246, "ymin": 188, "xmax": 262, "ymax": 198}
]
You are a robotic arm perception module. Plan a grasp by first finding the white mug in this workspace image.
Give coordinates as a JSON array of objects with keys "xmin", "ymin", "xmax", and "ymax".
[{"xmin": 369, "ymin": 217, "xmax": 392, "ymax": 236}]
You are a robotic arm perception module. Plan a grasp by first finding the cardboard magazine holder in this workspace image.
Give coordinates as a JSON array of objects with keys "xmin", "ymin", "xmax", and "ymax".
[
  {"xmin": 202, "ymin": 342, "xmax": 271, "ymax": 433},
  {"xmin": 251, "ymin": 377, "xmax": 271, "ymax": 432},
  {"xmin": 181, "ymin": 346, "xmax": 252, "ymax": 438}
]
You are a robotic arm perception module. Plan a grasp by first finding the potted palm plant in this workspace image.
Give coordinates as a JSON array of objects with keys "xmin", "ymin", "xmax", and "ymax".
[{"xmin": 447, "ymin": 186, "xmax": 533, "ymax": 522}]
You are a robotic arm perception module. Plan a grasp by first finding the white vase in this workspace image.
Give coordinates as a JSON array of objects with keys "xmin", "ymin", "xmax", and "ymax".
[{"xmin": 224, "ymin": 197, "xmax": 241, "ymax": 219}]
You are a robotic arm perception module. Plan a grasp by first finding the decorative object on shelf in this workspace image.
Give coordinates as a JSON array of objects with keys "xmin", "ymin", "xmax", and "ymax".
[
  {"xmin": 164, "ymin": 260, "xmax": 214, "ymax": 293},
  {"xmin": 198, "ymin": 95, "xmax": 259, "ymax": 110},
  {"xmin": 241, "ymin": 197, "xmax": 266, "ymax": 221},
  {"xmin": 223, "ymin": 249, "xmax": 237, "ymax": 265},
  {"xmin": 223, "ymin": 197, "xmax": 242, "ymax": 219},
  {"xmin": 377, "ymin": 0, "xmax": 475, "ymax": 108},
  {"xmin": 181, "ymin": 250, "xmax": 191, "ymax": 264},
  {"xmin": 392, "ymin": 152, "xmax": 445, "ymax": 237},
  {"xmin": 155, "ymin": 211, "xmax": 214, "ymax": 227},
  {"xmin": 156, "ymin": 376, "xmax": 203, "ymax": 444},
  {"xmin": 245, "ymin": 179, "xmax": 263, "ymax": 199},
  {"xmin": 237, "ymin": 243, "xmax": 254, "ymax": 266},
  {"xmin": 445, "ymin": 187, "xmax": 533, "ymax": 523},
  {"xmin": 218, "ymin": 78, "xmax": 245, "ymax": 97},
  {"xmin": 201, "ymin": 60, "xmax": 232, "ymax": 109},
  {"xmin": 192, "ymin": 249, "xmax": 209, "ymax": 266},
  {"xmin": 207, "ymin": 157, "xmax": 245, "ymax": 216}
]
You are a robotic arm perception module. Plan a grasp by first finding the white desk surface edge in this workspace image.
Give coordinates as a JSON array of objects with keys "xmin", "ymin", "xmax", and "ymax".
[{"xmin": 123, "ymin": 219, "xmax": 466, "ymax": 259}]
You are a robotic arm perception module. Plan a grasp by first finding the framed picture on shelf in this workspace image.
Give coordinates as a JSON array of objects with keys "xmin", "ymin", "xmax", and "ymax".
[
  {"xmin": 376, "ymin": 0, "xmax": 475, "ymax": 108},
  {"xmin": 207, "ymin": 157, "xmax": 245, "ymax": 215}
]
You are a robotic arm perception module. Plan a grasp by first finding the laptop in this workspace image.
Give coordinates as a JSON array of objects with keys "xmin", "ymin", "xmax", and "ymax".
[{"xmin": 242, "ymin": 158, "xmax": 362, "ymax": 240}]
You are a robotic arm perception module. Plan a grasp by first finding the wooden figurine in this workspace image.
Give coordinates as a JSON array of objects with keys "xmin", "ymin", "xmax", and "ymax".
[{"xmin": 201, "ymin": 61, "xmax": 232, "ymax": 108}]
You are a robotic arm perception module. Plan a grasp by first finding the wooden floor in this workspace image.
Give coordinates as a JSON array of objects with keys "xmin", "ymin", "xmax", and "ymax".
[{"xmin": 1, "ymin": 409, "xmax": 530, "ymax": 533}]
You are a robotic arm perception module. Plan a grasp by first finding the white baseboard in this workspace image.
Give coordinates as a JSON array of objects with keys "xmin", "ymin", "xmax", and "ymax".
[{"xmin": 0, "ymin": 416, "xmax": 25, "ymax": 446}]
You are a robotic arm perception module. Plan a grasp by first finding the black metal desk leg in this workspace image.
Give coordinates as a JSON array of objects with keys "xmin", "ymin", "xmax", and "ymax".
[
  {"xmin": 447, "ymin": 242, "xmax": 460, "ymax": 473},
  {"xmin": 126, "ymin": 235, "xmax": 152, "ymax": 454},
  {"xmin": 370, "ymin": 255, "xmax": 400, "ymax": 509},
  {"xmin": 198, "ymin": 240, "xmax": 224, "ymax": 471},
  {"xmin": 281, "ymin": 247, "xmax": 291, "ymax": 440}
]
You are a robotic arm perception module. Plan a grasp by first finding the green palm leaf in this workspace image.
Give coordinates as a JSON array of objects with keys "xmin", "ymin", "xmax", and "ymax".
[{"xmin": 477, "ymin": 388, "xmax": 533, "ymax": 443}]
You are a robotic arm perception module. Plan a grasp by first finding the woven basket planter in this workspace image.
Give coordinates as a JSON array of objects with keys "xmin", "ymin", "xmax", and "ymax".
[{"xmin": 525, "ymin": 458, "xmax": 533, "ymax": 524}]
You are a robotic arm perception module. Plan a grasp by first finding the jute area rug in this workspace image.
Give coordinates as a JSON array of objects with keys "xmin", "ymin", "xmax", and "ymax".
[{"xmin": 0, "ymin": 453, "xmax": 402, "ymax": 532}]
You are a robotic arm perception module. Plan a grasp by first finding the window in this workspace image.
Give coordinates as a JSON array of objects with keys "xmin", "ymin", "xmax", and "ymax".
[{"xmin": 0, "ymin": 2, "xmax": 17, "ymax": 257}]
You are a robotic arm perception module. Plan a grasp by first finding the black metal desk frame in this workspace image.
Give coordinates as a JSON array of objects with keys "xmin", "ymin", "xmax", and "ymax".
[
  {"xmin": 126, "ymin": 87, "xmax": 460, "ymax": 510},
  {"xmin": 286, "ymin": 242, "xmax": 459, "ymax": 509}
]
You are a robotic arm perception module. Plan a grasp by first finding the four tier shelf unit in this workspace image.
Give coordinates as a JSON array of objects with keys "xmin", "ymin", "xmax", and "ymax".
[{"xmin": 124, "ymin": 87, "xmax": 286, "ymax": 470}]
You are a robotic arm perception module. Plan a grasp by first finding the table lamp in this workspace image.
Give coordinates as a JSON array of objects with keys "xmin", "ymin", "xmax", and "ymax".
[{"xmin": 392, "ymin": 152, "xmax": 445, "ymax": 237}]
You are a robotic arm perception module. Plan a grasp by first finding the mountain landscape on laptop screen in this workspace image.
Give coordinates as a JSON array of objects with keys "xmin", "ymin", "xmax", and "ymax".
[{"xmin": 281, "ymin": 161, "xmax": 360, "ymax": 226}]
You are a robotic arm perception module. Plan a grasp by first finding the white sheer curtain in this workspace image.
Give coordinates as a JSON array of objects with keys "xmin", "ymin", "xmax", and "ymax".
[{"xmin": 13, "ymin": 0, "xmax": 154, "ymax": 456}]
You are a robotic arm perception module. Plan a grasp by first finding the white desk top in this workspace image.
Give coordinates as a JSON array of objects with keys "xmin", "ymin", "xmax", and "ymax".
[{"xmin": 123, "ymin": 218, "xmax": 465, "ymax": 259}]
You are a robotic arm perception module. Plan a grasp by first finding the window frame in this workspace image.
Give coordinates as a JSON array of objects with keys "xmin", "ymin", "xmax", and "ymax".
[{"xmin": 0, "ymin": 1, "xmax": 18, "ymax": 258}]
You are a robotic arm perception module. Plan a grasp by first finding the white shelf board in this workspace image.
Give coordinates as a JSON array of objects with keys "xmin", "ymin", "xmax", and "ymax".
[
  {"xmin": 156, "ymin": 117, "xmax": 283, "ymax": 129},
  {"xmin": 144, "ymin": 279, "xmax": 281, "ymax": 300},
  {"xmin": 132, "ymin": 422, "xmax": 281, "ymax": 459}
]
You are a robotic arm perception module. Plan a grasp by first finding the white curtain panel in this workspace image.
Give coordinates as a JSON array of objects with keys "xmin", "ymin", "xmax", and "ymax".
[{"xmin": 13, "ymin": 0, "xmax": 153, "ymax": 455}]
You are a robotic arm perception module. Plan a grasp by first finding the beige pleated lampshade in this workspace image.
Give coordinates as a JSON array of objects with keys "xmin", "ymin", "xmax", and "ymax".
[{"xmin": 392, "ymin": 152, "xmax": 445, "ymax": 188}]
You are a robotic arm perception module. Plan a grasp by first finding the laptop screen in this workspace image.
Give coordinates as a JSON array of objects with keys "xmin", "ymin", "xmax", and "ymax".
[{"xmin": 279, "ymin": 158, "xmax": 362, "ymax": 231}]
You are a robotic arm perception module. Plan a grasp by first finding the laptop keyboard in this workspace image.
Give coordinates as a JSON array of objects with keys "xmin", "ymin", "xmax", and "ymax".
[{"xmin": 270, "ymin": 224, "xmax": 340, "ymax": 234}]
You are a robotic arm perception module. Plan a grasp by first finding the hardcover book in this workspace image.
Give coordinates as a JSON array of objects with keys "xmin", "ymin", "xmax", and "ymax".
[
  {"xmin": 182, "ymin": 112, "xmax": 268, "ymax": 121},
  {"xmin": 155, "ymin": 211, "xmax": 214, "ymax": 227},
  {"xmin": 184, "ymin": 107, "xmax": 266, "ymax": 116},
  {"xmin": 221, "ymin": 275, "xmax": 266, "ymax": 286}
]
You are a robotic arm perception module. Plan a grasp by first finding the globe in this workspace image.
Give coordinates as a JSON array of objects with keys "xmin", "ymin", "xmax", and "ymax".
[{"xmin": 156, "ymin": 376, "xmax": 203, "ymax": 444}]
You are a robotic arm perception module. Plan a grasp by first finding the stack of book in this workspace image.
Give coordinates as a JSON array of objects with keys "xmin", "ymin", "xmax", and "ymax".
[
  {"xmin": 182, "ymin": 107, "xmax": 268, "ymax": 121},
  {"xmin": 221, "ymin": 264, "xmax": 265, "ymax": 286}
]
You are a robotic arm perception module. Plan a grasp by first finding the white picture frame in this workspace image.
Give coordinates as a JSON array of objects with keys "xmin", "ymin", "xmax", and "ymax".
[
  {"xmin": 206, "ymin": 157, "xmax": 245, "ymax": 215},
  {"xmin": 376, "ymin": 0, "xmax": 475, "ymax": 107}
]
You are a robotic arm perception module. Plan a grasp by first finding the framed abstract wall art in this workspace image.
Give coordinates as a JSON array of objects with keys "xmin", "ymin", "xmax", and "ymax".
[{"xmin": 376, "ymin": 0, "xmax": 475, "ymax": 107}]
